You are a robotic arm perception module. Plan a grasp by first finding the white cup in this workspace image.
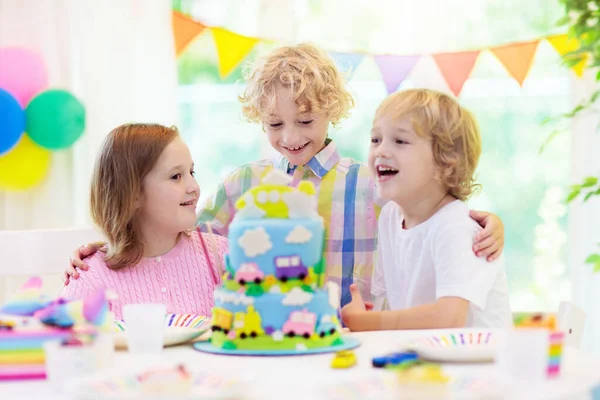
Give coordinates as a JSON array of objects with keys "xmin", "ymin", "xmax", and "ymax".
[
  {"xmin": 122, "ymin": 303, "xmax": 166, "ymax": 354},
  {"xmin": 43, "ymin": 339, "xmax": 101, "ymax": 393},
  {"xmin": 495, "ymin": 329, "xmax": 550, "ymax": 385}
]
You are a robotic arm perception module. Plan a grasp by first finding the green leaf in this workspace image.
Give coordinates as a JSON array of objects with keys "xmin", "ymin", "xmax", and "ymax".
[
  {"xmin": 584, "ymin": 191, "xmax": 597, "ymax": 202},
  {"xmin": 539, "ymin": 129, "xmax": 564, "ymax": 153},
  {"xmin": 582, "ymin": 176, "xmax": 599, "ymax": 187},
  {"xmin": 596, "ymin": 69, "xmax": 600, "ymax": 81},
  {"xmin": 595, "ymin": 187, "xmax": 600, "ymax": 195},
  {"xmin": 566, "ymin": 188, "xmax": 581, "ymax": 203},
  {"xmin": 594, "ymin": 262, "xmax": 600, "ymax": 273},
  {"xmin": 556, "ymin": 15, "xmax": 571, "ymax": 26},
  {"xmin": 585, "ymin": 254, "xmax": 600, "ymax": 264}
]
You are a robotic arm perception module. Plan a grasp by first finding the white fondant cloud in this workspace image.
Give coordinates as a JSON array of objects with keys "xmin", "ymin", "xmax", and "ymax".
[
  {"xmin": 214, "ymin": 290, "xmax": 254, "ymax": 306},
  {"xmin": 326, "ymin": 282, "xmax": 341, "ymax": 309},
  {"xmin": 238, "ymin": 227, "xmax": 272, "ymax": 257},
  {"xmin": 281, "ymin": 287, "xmax": 313, "ymax": 306},
  {"xmin": 262, "ymin": 169, "xmax": 293, "ymax": 185},
  {"xmin": 285, "ymin": 225, "xmax": 313, "ymax": 244},
  {"xmin": 282, "ymin": 191, "xmax": 319, "ymax": 219}
]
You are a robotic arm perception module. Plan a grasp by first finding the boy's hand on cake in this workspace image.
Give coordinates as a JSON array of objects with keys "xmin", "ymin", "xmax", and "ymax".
[
  {"xmin": 469, "ymin": 210, "xmax": 504, "ymax": 262},
  {"xmin": 63, "ymin": 241, "xmax": 106, "ymax": 285}
]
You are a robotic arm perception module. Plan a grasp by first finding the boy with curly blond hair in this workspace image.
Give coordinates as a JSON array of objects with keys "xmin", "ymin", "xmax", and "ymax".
[{"xmin": 342, "ymin": 89, "xmax": 512, "ymax": 329}]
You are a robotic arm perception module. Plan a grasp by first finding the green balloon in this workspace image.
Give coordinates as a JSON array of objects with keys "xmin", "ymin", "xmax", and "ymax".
[{"xmin": 25, "ymin": 89, "xmax": 85, "ymax": 150}]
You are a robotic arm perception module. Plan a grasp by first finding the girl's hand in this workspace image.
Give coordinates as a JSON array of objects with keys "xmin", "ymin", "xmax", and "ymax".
[
  {"xmin": 63, "ymin": 241, "xmax": 106, "ymax": 285},
  {"xmin": 469, "ymin": 210, "xmax": 504, "ymax": 262}
]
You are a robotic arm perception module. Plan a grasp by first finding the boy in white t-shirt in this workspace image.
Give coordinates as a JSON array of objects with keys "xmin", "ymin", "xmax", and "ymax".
[{"xmin": 341, "ymin": 89, "xmax": 512, "ymax": 330}]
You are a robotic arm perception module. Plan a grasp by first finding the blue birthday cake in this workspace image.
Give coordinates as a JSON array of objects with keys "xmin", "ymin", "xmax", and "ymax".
[{"xmin": 209, "ymin": 170, "xmax": 343, "ymax": 351}]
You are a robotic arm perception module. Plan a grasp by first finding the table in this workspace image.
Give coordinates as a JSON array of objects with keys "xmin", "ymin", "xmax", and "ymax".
[{"xmin": 2, "ymin": 330, "xmax": 600, "ymax": 400}]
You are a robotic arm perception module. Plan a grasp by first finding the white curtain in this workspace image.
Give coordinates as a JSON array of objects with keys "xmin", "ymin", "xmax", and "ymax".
[
  {"xmin": 0, "ymin": 0, "xmax": 178, "ymax": 230},
  {"xmin": 569, "ymin": 70, "xmax": 600, "ymax": 355}
]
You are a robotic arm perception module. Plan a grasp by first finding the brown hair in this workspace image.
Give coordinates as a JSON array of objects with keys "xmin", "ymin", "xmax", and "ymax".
[
  {"xmin": 239, "ymin": 43, "xmax": 355, "ymax": 126},
  {"xmin": 90, "ymin": 123, "xmax": 179, "ymax": 269},
  {"xmin": 375, "ymin": 89, "xmax": 482, "ymax": 201}
]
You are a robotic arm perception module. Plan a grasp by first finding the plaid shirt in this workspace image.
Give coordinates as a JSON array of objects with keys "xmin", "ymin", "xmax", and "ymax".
[{"xmin": 197, "ymin": 140, "xmax": 383, "ymax": 306}]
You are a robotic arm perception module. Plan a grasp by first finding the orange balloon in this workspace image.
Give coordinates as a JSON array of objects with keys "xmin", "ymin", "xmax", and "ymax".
[{"xmin": 0, "ymin": 134, "xmax": 51, "ymax": 191}]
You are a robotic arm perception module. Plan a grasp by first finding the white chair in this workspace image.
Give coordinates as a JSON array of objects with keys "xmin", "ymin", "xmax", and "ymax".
[
  {"xmin": 557, "ymin": 301, "xmax": 587, "ymax": 349},
  {"xmin": 0, "ymin": 227, "xmax": 103, "ymax": 302}
]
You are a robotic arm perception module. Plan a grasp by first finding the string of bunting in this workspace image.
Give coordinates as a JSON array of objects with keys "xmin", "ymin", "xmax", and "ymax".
[{"xmin": 173, "ymin": 10, "xmax": 587, "ymax": 97}]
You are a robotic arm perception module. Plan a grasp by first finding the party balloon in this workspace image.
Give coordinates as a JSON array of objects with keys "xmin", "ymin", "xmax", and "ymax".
[
  {"xmin": 0, "ymin": 134, "xmax": 51, "ymax": 191},
  {"xmin": 0, "ymin": 47, "xmax": 48, "ymax": 107},
  {"xmin": 0, "ymin": 89, "xmax": 25, "ymax": 155},
  {"xmin": 26, "ymin": 89, "xmax": 85, "ymax": 150}
]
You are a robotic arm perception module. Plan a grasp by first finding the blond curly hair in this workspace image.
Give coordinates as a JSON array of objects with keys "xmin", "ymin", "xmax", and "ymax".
[
  {"xmin": 375, "ymin": 89, "xmax": 482, "ymax": 201},
  {"xmin": 239, "ymin": 43, "xmax": 354, "ymax": 126}
]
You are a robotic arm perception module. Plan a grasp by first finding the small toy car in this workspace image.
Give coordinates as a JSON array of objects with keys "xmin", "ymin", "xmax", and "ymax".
[
  {"xmin": 0, "ymin": 320, "xmax": 15, "ymax": 331},
  {"xmin": 332, "ymin": 350, "xmax": 357, "ymax": 369},
  {"xmin": 372, "ymin": 351, "xmax": 418, "ymax": 368}
]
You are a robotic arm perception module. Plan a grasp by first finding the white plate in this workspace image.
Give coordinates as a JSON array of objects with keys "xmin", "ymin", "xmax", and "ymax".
[
  {"xmin": 72, "ymin": 369, "xmax": 246, "ymax": 400},
  {"xmin": 113, "ymin": 314, "xmax": 210, "ymax": 349},
  {"xmin": 114, "ymin": 326, "xmax": 209, "ymax": 349},
  {"xmin": 406, "ymin": 330, "xmax": 496, "ymax": 363}
]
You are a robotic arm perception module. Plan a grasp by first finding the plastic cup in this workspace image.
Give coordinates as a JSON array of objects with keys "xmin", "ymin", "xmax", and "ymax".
[{"xmin": 122, "ymin": 303, "xmax": 166, "ymax": 354}]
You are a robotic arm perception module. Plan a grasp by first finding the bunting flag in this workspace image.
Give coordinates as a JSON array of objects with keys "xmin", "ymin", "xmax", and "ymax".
[
  {"xmin": 408, "ymin": 56, "xmax": 452, "ymax": 95},
  {"xmin": 433, "ymin": 51, "xmax": 480, "ymax": 97},
  {"xmin": 547, "ymin": 34, "xmax": 588, "ymax": 77},
  {"xmin": 330, "ymin": 52, "xmax": 366, "ymax": 80},
  {"xmin": 374, "ymin": 55, "xmax": 420, "ymax": 94},
  {"xmin": 210, "ymin": 27, "xmax": 259, "ymax": 78},
  {"xmin": 171, "ymin": 11, "xmax": 587, "ymax": 91},
  {"xmin": 172, "ymin": 11, "xmax": 206, "ymax": 56},
  {"xmin": 491, "ymin": 40, "xmax": 539, "ymax": 87}
]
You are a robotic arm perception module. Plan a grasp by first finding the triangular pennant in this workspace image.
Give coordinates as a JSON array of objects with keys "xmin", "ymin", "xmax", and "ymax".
[
  {"xmin": 490, "ymin": 40, "xmax": 539, "ymax": 86},
  {"xmin": 329, "ymin": 52, "xmax": 365, "ymax": 81},
  {"xmin": 172, "ymin": 11, "xmax": 206, "ymax": 56},
  {"xmin": 433, "ymin": 50, "xmax": 480, "ymax": 97},
  {"xmin": 374, "ymin": 55, "xmax": 420, "ymax": 94},
  {"xmin": 547, "ymin": 34, "xmax": 588, "ymax": 77},
  {"xmin": 408, "ymin": 56, "xmax": 452, "ymax": 94},
  {"xmin": 210, "ymin": 27, "xmax": 259, "ymax": 78}
]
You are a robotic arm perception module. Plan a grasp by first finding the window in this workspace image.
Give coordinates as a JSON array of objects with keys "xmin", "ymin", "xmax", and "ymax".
[{"xmin": 176, "ymin": 0, "xmax": 571, "ymax": 311}]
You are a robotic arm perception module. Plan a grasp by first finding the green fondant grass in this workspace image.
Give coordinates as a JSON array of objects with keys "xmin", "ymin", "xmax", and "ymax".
[{"xmin": 211, "ymin": 331, "xmax": 342, "ymax": 351}]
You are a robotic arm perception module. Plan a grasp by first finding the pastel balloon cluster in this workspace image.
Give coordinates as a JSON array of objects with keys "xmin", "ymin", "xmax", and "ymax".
[{"xmin": 0, "ymin": 47, "xmax": 86, "ymax": 191}]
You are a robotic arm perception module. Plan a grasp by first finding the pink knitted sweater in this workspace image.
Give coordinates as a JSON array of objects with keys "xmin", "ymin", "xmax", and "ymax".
[{"xmin": 60, "ymin": 229, "xmax": 228, "ymax": 320}]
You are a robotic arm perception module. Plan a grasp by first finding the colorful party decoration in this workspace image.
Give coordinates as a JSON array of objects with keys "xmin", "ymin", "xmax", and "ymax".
[
  {"xmin": 433, "ymin": 51, "xmax": 480, "ymax": 97},
  {"xmin": 0, "ymin": 134, "xmax": 51, "ymax": 191},
  {"xmin": 491, "ymin": 40, "xmax": 540, "ymax": 87},
  {"xmin": 0, "ymin": 47, "xmax": 86, "ymax": 191},
  {"xmin": 0, "ymin": 89, "xmax": 25, "ymax": 156},
  {"xmin": 173, "ymin": 11, "xmax": 585, "ymax": 93},
  {"xmin": 547, "ymin": 34, "xmax": 588, "ymax": 77},
  {"xmin": 25, "ymin": 89, "xmax": 86, "ymax": 150},
  {"xmin": 172, "ymin": 11, "xmax": 206, "ymax": 56},
  {"xmin": 0, "ymin": 47, "xmax": 48, "ymax": 107},
  {"xmin": 374, "ymin": 55, "xmax": 420, "ymax": 94},
  {"xmin": 330, "ymin": 52, "xmax": 366, "ymax": 81},
  {"xmin": 210, "ymin": 27, "xmax": 260, "ymax": 78}
]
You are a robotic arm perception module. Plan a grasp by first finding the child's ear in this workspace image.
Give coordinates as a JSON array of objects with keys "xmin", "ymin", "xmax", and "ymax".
[{"xmin": 434, "ymin": 166, "xmax": 451, "ymax": 182}]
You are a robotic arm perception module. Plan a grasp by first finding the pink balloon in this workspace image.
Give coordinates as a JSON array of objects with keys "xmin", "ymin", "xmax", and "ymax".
[{"xmin": 0, "ymin": 47, "xmax": 48, "ymax": 107}]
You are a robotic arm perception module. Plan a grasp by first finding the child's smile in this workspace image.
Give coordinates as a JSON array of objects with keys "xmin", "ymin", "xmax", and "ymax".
[{"xmin": 375, "ymin": 164, "xmax": 399, "ymax": 183}]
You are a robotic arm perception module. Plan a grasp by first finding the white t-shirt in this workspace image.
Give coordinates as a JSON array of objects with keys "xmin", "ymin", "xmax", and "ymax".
[{"xmin": 371, "ymin": 200, "xmax": 512, "ymax": 328}]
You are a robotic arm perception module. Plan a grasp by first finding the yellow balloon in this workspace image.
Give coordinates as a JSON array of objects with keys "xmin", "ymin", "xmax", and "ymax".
[{"xmin": 0, "ymin": 133, "xmax": 51, "ymax": 191}]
